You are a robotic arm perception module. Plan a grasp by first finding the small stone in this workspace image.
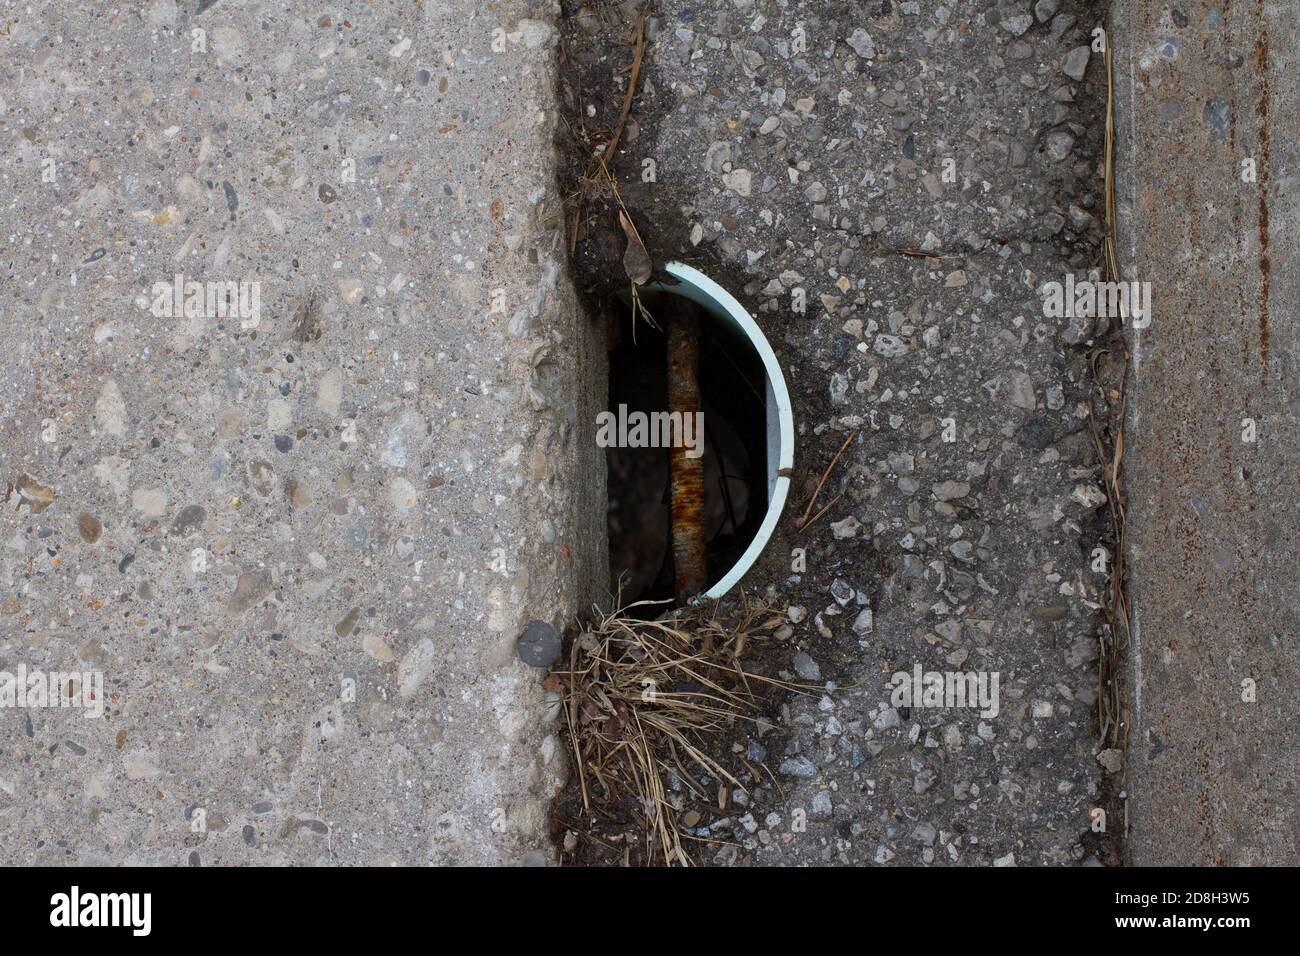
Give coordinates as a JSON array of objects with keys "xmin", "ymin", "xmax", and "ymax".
[
  {"xmin": 1034, "ymin": 0, "xmax": 1059, "ymax": 22},
  {"xmin": 228, "ymin": 570, "xmax": 272, "ymax": 614},
  {"xmin": 703, "ymin": 141, "xmax": 731, "ymax": 173},
  {"xmin": 316, "ymin": 368, "xmax": 342, "ymax": 416},
  {"xmin": 1067, "ymin": 204, "xmax": 1095, "ymax": 231},
  {"xmin": 389, "ymin": 477, "xmax": 418, "ymax": 514},
  {"xmin": 334, "ymin": 607, "xmax": 361, "ymax": 638},
  {"xmin": 1001, "ymin": 14, "xmax": 1033, "ymax": 36},
  {"xmin": 170, "ymin": 504, "xmax": 206, "ymax": 535},
  {"xmin": 943, "ymin": 724, "xmax": 964, "ymax": 751},
  {"xmin": 779, "ymin": 756, "xmax": 817, "ymax": 778},
  {"xmin": 1063, "ymin": 45, "xmax": 1091, "ymax": 81},
  {"xmin": 1049, "ymin": 12, "xmax": 1077, "ymax": 41},
  {"xmin": 1097, "ymin": 748, "xmax": 1124, "ymax": 773},
  {"xmin": 830, "ymin": 515, "xmax": 862, "ymax": 539},
  {"xmin": 132, "ymin": 487, "xmax": 167, "ymax": 518},
  {"xmin": 95, "ymin": 379, "xmax": 127, "ymax": 436},
  {"xmin": 913, "ymin": 768, "xmax": 937, "ymax": 794},
  {"xmin": 723, "ymin": 168, "xmax": 752, "ymax": 196},
  {"xmin": 1003, "ymin": 370, "xmax": 1038, "ymax": 409},
  {"xmin": 516, "ymin": 620, "xmax": 562, "ymax": 668},
  {"xmin": 787, "ymin": 605, "xmax": 808, "ymax": 624},
  {"xmin": 362, "ymin": 633, "xmax": 394, "ymax": 662},
  {"xmin": 267, "ymin": 398, "xmax": 292, "ymax": 432},
  {"xmin": 1043, "ymin": 129, "xmax": 1076, "ymax": 162},
  {"xmin": 846, "ymin": 28, "xmax": 875, "ymax": 59},
  {"xmin": 398, "ymin": 638, "xmax": 438, "ymax": 697},
  {"xmin": 933, "ymin": 480, "xmax": 970, "ymax": 502},
  {"xmin": 517, "ymin": 19, "xmax": 554, "ymax": 48},
  {"xmin": 829, "ymin": 373, "xmax": 849, "ymax": 406},
  {"xmin": 830, "ymin": 578, "xmax": 854, "ymax": 606},
  {"xmin": 1071, "ymin": 483, "xmax": 1108, "ymax": 509},
  {"xmin": 852, "ymin": 607, "xmax": 874, "ymax": 636},
  {"xmin": 124, "ymin": 755, "xmax": 162, "ymax": 780},
  {"xmin": 77, "ymin": 513, "xmax": 102, "ymax": 544},
  {"xmin": 873, "ymin": 334, "xmax": 908, "ymax": 358},
  {"xmin": 873, "ymin": 706, "xmax": 901, "ymax": 731},
  {"xmin": 792, "ymin": 651, "xmax": 821, "ymax": 682},
  {"xmin": 1062, "ymin": 311, "xmax": 1095, "ymax": 344}
]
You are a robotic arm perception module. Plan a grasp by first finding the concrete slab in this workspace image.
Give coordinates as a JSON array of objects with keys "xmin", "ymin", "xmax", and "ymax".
[
  {"xmin": 1113, "ymin": 0, "xmax": 1299, "ymax": 865},
  {"xmin": 0, "ymin": 0, "xmax": 603, "ymax": 864}
]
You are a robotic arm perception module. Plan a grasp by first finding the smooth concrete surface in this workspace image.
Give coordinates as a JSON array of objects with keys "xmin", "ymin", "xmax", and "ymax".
[
  {"xmin": 1114, "ymin": 0, "xmax": 1298, "ymax": 865},
  {"xmin": 0, "ymin": 0, "xmax": 604, "ymax": 864}
]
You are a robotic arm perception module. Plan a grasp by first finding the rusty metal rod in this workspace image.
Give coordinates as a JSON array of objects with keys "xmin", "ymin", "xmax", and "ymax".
[{"xmin": 665, "ymin": 297, "xmax": 707, "ymax": 598}]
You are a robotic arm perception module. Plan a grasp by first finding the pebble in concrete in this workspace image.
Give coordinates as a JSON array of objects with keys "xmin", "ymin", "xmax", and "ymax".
[{"xmin": 516, "ymin": 621, "xmax": 562, "ymax": 669}]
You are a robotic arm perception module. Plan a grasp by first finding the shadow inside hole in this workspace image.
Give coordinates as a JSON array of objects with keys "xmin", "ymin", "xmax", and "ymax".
[{"xmin": 606, "ymin": 289, "xmax": 769, "ymax": 612}]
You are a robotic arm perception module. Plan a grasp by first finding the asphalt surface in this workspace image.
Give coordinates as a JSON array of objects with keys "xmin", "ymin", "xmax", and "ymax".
[{"xmin": 561, "ymin": 0, "xmax": 1119, "ymax": 865}]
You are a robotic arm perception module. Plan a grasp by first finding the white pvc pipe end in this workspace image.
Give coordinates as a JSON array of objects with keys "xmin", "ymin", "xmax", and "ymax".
[{"xmin": 650, "ymin": 262, "xmax": 795, "ymax": 599}]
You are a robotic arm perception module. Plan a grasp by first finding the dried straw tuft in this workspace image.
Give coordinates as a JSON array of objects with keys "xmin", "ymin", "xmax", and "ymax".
[{"xmin": 555, "ymin": 595, "xmax": 793, "ymax": 866}]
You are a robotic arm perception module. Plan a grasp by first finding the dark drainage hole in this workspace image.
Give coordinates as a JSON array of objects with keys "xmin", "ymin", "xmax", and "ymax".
[{"xmin": 606, "ymin": 290, "xmax": 769, "ymax": 610}]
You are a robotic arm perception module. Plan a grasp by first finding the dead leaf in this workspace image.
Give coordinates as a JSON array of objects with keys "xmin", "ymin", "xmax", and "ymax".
[
  {"xmin": 541, "ymin": 672, "xmax": 565, "ymax": 694},
  {"xmin": 14, "ymin": 475, "xmax": 55, "ymax": 514},
  {"xmin": 619, "ymin": 210, "xmax": 652, "ymax": 285}
]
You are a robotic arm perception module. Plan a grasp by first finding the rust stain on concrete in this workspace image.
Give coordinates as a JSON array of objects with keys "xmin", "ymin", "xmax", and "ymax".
[{"xmin": 1254, "ymin": 4, "xmax": 1271, "ymax": 379}]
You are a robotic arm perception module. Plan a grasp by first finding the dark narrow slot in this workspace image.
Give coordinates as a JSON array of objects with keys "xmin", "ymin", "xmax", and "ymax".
[{"xmin": 605, "ymin": 290, "xmax": 769, "ymax": 612}]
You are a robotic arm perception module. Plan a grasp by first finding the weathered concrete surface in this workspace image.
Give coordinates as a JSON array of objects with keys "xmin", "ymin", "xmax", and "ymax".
[
  {"xmin": 0, "ymin": 0, "xmax": 602, "ymax": 864},
  {"xmin": 562, "ymin": 0, "xmax": 1114, "ymax": 865},
  {"xmin": 1114, "ymin": 0, "xmax": 1299, "ymax": 864}
]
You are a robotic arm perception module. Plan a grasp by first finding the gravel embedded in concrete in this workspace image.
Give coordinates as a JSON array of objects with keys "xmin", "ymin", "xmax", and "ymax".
[{"xmin": 0, "ymin": 0, "xmax": 604, "ymax": 865}]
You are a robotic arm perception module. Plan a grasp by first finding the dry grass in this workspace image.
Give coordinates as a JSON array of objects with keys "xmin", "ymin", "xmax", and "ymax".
[
  {"xmin": 566, "ymin": 7, "xmax": 650, "ymax": 255},
  {"xmin": 796, "ymin": 429, "xmax": 859, "ymax": 532},
  {"xmin": 555, "ymin": 596, "xmax": 795, "ymax": 866},
  {"xmin": 555, "ymin": 7, "xmax": 659, "ymax": 341},
  {"xmin": 1090, "ymin": 39, "xmax": 1131, "ymax": 752}
]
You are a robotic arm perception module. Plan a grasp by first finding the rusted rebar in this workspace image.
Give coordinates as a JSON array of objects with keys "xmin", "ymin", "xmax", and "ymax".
[{"xmin": 665, "ymin": 297, "xmax": 706, "ymax": 598}]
